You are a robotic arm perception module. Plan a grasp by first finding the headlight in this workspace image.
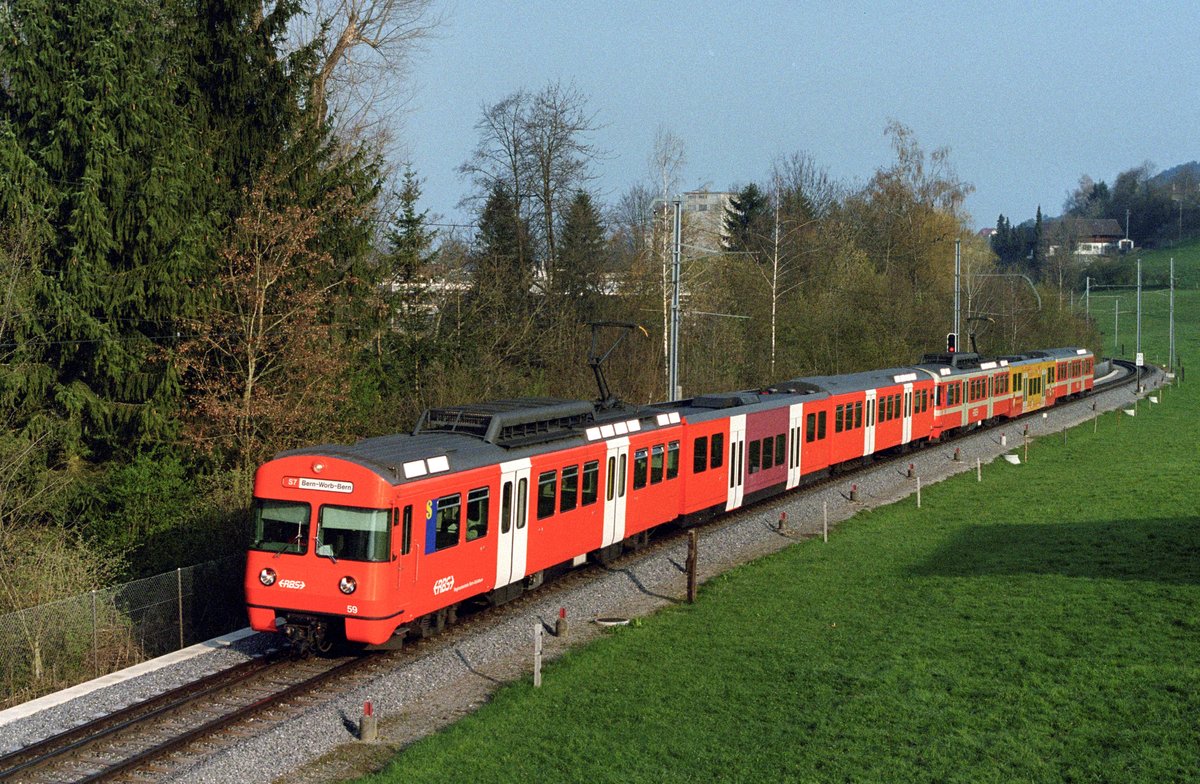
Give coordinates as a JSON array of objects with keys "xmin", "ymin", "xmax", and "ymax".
[
  {"xmin": 338, "ymin": 576, "xmax": 357, "ymax": 595},
  {"xmin": 259, "ymin": 568, "xmax": 277, "ymax": 586}
]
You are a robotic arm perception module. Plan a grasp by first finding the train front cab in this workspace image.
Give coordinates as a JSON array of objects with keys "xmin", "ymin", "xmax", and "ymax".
[{"xmin": 245, "ymin": 455, "xmax": 406, "ymax": 649}]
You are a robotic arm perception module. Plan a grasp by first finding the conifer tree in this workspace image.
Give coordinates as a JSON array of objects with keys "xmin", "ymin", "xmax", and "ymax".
[
  {"xmin": 722, "ymin": 183, "xmax": 770, "ymax": 253},
  {"xmin": 554, "ymin": 191, "xmax": 607, "ymax": 322},
  {"xmin": 0, "ymin": 0, "xmax": 213, "ymax": 457}
]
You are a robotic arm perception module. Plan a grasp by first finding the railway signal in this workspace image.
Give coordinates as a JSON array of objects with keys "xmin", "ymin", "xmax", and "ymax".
[{"xmin": 946, "ymin": 332, "xmax": 957, "ymax": 353}]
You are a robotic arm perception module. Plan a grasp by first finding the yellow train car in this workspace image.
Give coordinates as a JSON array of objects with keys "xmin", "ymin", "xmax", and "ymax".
[{"xmin": 1007, "ymin": 356, "xmax": 1052, "ymax": 414}]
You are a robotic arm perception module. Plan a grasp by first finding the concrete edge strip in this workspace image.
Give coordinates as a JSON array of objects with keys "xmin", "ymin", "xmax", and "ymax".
[{"xmin": 0, "ymin": 627, "xmax": 259, "ymax": 729}]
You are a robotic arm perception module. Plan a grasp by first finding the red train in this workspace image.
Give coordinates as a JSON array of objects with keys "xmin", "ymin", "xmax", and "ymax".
[{"xmin": 245, "ymin": 346, "xmax": 1094, "ymax": 650}]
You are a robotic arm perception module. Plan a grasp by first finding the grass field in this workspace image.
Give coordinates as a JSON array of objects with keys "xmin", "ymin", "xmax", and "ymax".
[{"xmin": 354, "ymin": 254, "xmax": 1199, "ymax": 784}]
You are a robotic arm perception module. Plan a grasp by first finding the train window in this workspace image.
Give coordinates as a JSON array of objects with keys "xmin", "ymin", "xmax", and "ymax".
[
  {"xmin": 607, "ymin": 457, "xmax": 615, "ymax": 501},
  {"xmin": 748, "ymin": 440, "xmax": 761, "ymax": 474},
  {"xmin": 805, "ymin": 412, "xmax": 816, "ymax": 442},
  {"xmin": 401, "ymin": 505, "xmax": 412, "ymax": 555},
  {"xmin": 618, "ymin": 454, "xmax": 627, "ymax": 498},
  {"xmin": 466, "ymin": 488, "xmax": 490, "ymax": 541},
  {"xmin": 318, "ymin": 505, "xmax": 391, "ymax": 562},
  {"xmin": 834, "ymin": 404, "xmax": 844, "ymax": 433},
  {"xmin": 1048, "ymin": 366, "xmax": 1056, "ymax": 383},
  {"xmin": 667, "ymin": 441, "xmax": 680, "ymax": 480},
  {"xmin": 433, "ymin": 494, "xmax": 461, "ymax": 552},
  {"xmin": 817, "ymin": 411, "xmax": 827, "ymax": 440},
  {"xmin": 582, "ymin": 461, "xmax": 599, "ymax": 506},
  {"xmin": 854, "ymin": 401, "xmax": 862, "ymax": 428},
  {"xmin": 537, "ymin": 470, "xmax": 557, "ymax": 519},
  {"xmin": 517, "ymin": 478, "xmax": 527, "ymax": 529},
  {"xmin": 560, "ymin": 465, "xmax": 579, "ymax": 513},
  {"xmin": 501, "ymin": 482, "xmax": 512, "ymax": 534},
  {"xmin": 252, "ymin": 499, "xmax": 310, "ymax": 555},
  {"xmin": 693, "ymin": 436, "xmax": 709, "ymax": 473},
  {"xmin": 711, "ymin": 433, "xmax": 724, "ymax": 469},
  {"xmin": 651, "ymin": 444, "xmax": 665, "ymax": 484},
  {"xmin": 762, "ymin": 438, "xmax": 774, "ymax": 470},
  {"xmin": 633, "ymin": 448, "xmax": 649, "ymax": 489},
  {"xmin": 774, "ymin": 433, "xmax": 785, "ymax": 466}
]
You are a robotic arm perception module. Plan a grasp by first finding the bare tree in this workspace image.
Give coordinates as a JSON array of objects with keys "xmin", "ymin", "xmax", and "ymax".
[
  {"xmin": 524, "ymin": 81, "xmax": 601, "ymax": 279},
  {"xmin": 648, "ymin": 127, "xmax": 687, "ymax": 393},
  {"xmin": 294, "ymin": 0, "xmax": 439, "ymax": 140},
  {"xmin": 459, "ymin": 91, "xmax": 534, "ymax": 273},
  {"xmin": 178, "ymin": 166, "xmax": 364, "ymax": 487},
  {"xmin": 460, "ymin": 83, "xmax": 600, "ymax": 284}
]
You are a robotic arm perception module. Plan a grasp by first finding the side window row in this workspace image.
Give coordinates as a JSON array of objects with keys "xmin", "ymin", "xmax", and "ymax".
[
  {"xmin": 834, "ymin": 401, "xmax": 864, "ymax": 433},
  {"xmin": 633, "ymin": 440, "xmax": 681, "ymax": 490},
  {"xmin": 878, "ymin": 393, "xmax": 904, "ymax": 421},
  {"xmin": 692, "ymin": 433, "xmax": 726, "ymax": 474},
  {"xmin": 805, "ymin": 411, "xmax": 827, "ymax": 443},
  {"xmin": 538, "ymin": 460, "xmax": 601, "ymax": 520},
  {"xmin": 748, "ymin": 433, "xmax": 786, "ymax": 475},
  {"xmin": 429, "ymin": 487, "xmax": 490, "ymax": 553}
]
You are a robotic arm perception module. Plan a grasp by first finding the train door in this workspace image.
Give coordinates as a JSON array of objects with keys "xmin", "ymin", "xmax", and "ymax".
[
  {"xmin": 495, "ymin": 458, "xmax": 531, "ymax": 589},
  {"xmin": 601, "ymin": 438, "xmax": 629, "ymax": 548},
  {"xmin": 725, "ymin": 414, "xmax": 746, "ymax": 511},
  {"xmin": 787, "ymin": 403, "xmax": 804, "ymax": 489},
  {"xmin": 395, "ymin": 503, "xmax": 417, "ymax": 590},
  {"xmin": 863, "ymin": 390, "xmax": 877, "ymax": 456},
  {"xmin": 902, "ymin": 383, "xmax": 914, "ymax": 444}
]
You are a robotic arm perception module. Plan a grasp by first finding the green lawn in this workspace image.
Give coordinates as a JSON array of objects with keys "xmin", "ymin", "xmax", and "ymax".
[{"xmin": 356, "ymin": 254, "xmax": 1200, "ymax": 784}]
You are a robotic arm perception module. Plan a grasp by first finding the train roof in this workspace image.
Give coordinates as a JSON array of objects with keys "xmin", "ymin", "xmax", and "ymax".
[
  {"xmin": 659, "ymin": 379, "xmax": 828, "ymax": 424},
  {"xmin": 274, "ymin": 398, "xmax": 674, "ymax": 486},
  {"xmin": 270, "ymin": 346, "xmax": 1094, "ymax": 486},
  {"xmin": 792, "ymin": 366, "xmax": 926, "ymax": 395}
]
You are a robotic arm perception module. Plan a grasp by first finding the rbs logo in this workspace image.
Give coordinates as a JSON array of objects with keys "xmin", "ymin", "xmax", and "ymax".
[{"xmin": 432, "ymin": 575, "xmax": 455, "ymax": 595}]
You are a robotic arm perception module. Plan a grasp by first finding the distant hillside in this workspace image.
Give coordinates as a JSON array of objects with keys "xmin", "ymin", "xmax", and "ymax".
[{"xmin": 1151, "ymin": 161, "xmax": 1200, "ymax": 187}]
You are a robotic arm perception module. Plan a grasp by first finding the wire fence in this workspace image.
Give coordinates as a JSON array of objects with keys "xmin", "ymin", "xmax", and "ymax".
[{"xmin": 0, "ymin": 554, "xmax": 247, "ymax": 710}]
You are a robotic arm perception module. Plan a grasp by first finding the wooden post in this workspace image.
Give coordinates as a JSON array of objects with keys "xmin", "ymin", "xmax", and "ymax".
[
  {"xmin": 976, "ymin": 458, "xmax": 981, "ymax": 482},
  {"xmin": 823, "ymin": 501, "xmax": 828, "ymax": 543},
  {"xmin": 686, "ymin": 530, "xmax": 698, "ymax": 603},
  {"xmin": 533, "ymin": 623, "xmax": 543, "ymax": 687},
  {"xmin": 916, "ymin": 477, "xmax": 921, "ymax": 508}
]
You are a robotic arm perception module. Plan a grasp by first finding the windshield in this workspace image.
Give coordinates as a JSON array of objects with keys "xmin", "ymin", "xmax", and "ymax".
[
  {"xmin": 317, "ymin": 505, "xmax": 390, "ymax": 562},
  {"xmin": 252, "ymin": 500, "xmax": 310, "ymax": 554}
]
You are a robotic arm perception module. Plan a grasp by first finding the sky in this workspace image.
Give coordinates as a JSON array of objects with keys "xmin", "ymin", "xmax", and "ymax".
[{"xmin": 395, "ymin": 1, "xmax": 1200, "ymax": 233}]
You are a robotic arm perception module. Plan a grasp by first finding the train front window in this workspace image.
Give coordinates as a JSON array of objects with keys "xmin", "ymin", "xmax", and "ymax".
[
  {"xmin": 316, "ymin": 505, "xmax": 390, "ymax": 562},
  {"xmin": 252, "ymin": 500, "xmax": 310, "ymax": 555}
]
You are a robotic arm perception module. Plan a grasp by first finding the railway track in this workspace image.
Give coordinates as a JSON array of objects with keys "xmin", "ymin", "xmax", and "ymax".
[
  {"xmin": 1, "ymin": 358, "xmax": 1148, "ymax": 784},
  {"xmin": 0, "ymin": 653, "xmax": 384, "ymax": 783}
]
